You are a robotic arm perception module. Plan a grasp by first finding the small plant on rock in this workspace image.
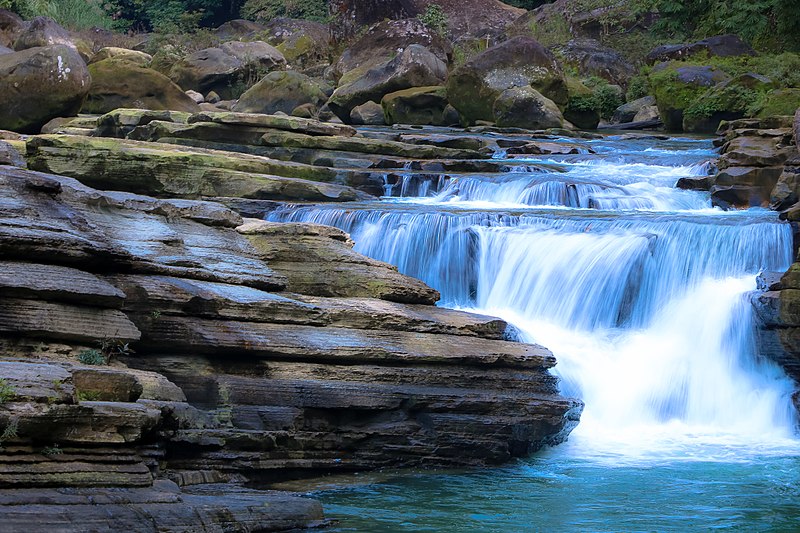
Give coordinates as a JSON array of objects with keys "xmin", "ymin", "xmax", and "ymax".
[
  {"xmin": 41, "ymin": 444, "xmax": 62, "ymax": 456},
  {"xmin": 77, "ymin": 348, "xmax": 107, "ymax": 366},
  {"xmin": 418, "ymin": 3, "xmax": 448, "ymax": 36}
]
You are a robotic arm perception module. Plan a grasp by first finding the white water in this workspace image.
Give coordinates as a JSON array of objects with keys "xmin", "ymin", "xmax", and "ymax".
[{"xmin": 268, "ymin": 134, "xmax": 800, "ymax": 461}]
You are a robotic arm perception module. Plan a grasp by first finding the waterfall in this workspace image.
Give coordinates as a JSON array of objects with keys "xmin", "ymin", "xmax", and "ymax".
[{"xmin": 267, "ymin": 134, "xmax": 799, "ymax": 457}]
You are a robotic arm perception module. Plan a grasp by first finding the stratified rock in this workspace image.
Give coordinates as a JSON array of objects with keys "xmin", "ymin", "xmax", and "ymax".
[
  {"xmin": 12, "ymin": 17, "xmax": 72, "ymax": 52},
  {"xmin": 188, "ymin": 110, "xmax": 356, "ymax": 137},
  {"xmin": 493, "ymin": 86, "xmax": 564, "ymax": 130},
  {"xmin": 94, "ymin": 108, "xmax": 192, "ymax": 138},
  {"xmin": 647, "ymin": 34, "xmax": 755, "ymax": 65},
  {"xmin": 382, "ymin": 86, "xmax": 451, "ymax": 126},
  {"xmin": 233, "ymin": 70, "xmax": 326, "ymax": 115},
  {"xmin": 89, "ymin": 46, "xmax": 151, "ymax": 66},
  {"xmin": 26, "ymin": 135, "xmax": 369, "ymax": 203},
  {"xmin": 328, "ymin": 45, "xmax": 447, "ymax": 123},
  {"xmin": 447, "ymin": 36, "xmax": 568, "ymax": 126},
  {"xmin": 83, "ymin": 59, "xmax": 200, "ymax": 114},
  {"xmin": 0, "ymin": 45, "xmax": 90, "ymax": 134},
  {"xmin": 240, "ymin": 220, "xmax": 439, "ymax": 304},
  {"xmin": 350, "ymin": 101, "xmax": 385, "ymax": 125}
]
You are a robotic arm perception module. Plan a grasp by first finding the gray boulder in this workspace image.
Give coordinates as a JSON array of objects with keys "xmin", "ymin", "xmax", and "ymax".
[
  {"xmin": 328, "ymin": 44, "xmax": 447, "ymax": 123},
  {"xmin": 611, "ymin": 96, "xmax": 656, "ymax": 124},
  {"xmin": 493, "ymin": 86, "xmax": 564, "ymax": 130},
  {"xmin": 233, "ymin": 70, "xmax": 327, "ymax": 115},
  {"xmin": 0, "ymin": 45, "xmax": 90, "ymax": 133}
]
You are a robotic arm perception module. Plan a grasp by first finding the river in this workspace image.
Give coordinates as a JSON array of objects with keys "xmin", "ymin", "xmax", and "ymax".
[{"xmin": 267, "ymin": 131, "xmax": 800, "ymax": 531}]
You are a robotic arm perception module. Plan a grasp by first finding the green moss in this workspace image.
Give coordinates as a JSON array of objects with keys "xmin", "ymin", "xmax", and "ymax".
[
  {"xmin": 755, "ymin": 89, "xmax": 800, "ymax": 117},
  {"xmin": 77, "ymin": 349, "xmax": 107, "ymax": 366},
  {"xmin": 77, "ymin": 390, "xmax": 103, "ymax": 401}
]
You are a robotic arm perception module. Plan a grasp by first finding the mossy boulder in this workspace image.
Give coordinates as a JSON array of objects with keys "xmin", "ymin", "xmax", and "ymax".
[
  {"xmin": 552, "ymin": 38, "xmax": 635, "ymax": 87},
  {"xmin": 382, "ymin": 86, "xmax": 451, "ymax": 126},
  {"xmin": 683, "ymin": 73, "xmax": 776, "ymax": 133},
  {"xmin": 257, "ymin": 18, "xmax": 330, "ymax": 70},
  {"xmin": 83, "ymin": 59, "xmax": 200, "ymax": 114},
  {"xmin": 650, "ymin": 63, "xmax": 730, "ymax": 131},
  {"xmin": 492, "ymin": 86, "xmax": 564, "ymax": 130},
  {"xmin": 563, "ymin": 77, "xmax": 599, "ymax": 130},
  {"xmin": 233, "ymin": 71, "xmax": 326, "ymax": 115},
  {"xmin": 446, "ymin": 36, "xmax": 568, "ymax": 126},
  {"xmin": 646, "ymin": 35, "xmax": 755, "ymax": 65},
  {"xmin": 0, "ymin": 45, "xmax": 90, "ymax": 133},
  {"xmin": 611, "ymin": 96, "xmax": 656, "ymax": 124},
  {"xmin": 90, "ymin": 47, "xmax": 152, "ymax": 67},
  {"xmin": 328, "ymin": 45, "xmax": 447, "ymax": 123},
  {"xmin": 757, "ymin": 89, "xmax": 800, "ymax": 118},
  {"xmin": 12, "ymin": 16, "xmax": 73, "ymax": 52}
]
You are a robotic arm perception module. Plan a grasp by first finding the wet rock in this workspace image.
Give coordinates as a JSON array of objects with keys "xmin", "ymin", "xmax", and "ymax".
[
  {"xmin": 447, "ymin": 36, "xmax": 568, "ymax": 126},
  {"xmin": 676, "ymin": 176, "xmax": 714, "ymax": 191},
  {"xmin": 711, "ymin": 166, "xmax": 784, "ymax": 208},
  {"xmin": 646, "ymin": 34, "xmax": 755, "ymax": 65},
  {"xmin": 233, "ymin": 70, "xmax": 326, "ymax": 115},
  {"xmin": 83, "ymin": 59, "xmax": 200, "ymax": 114},
  {"xmin": 328, "ymin": 45, "xmax": 447, "ymax": 123},
  {"xmin": 0, "ymin": 45, "xmax": 90, "ymax": 133},
  {"xmin": 0, "ymin": 141, "xmax": 25, "ymax": 167}
]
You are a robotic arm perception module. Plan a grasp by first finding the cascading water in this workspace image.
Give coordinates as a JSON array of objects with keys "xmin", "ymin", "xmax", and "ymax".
[{"xmin": 269, "ymin": 132, "xmax": 800, "ymax": 530}]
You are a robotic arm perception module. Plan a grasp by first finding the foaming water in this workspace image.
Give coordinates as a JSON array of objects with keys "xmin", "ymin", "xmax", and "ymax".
[{"xmin": 270, "ymin": 133, "xmax": 800, "ymax": 530}]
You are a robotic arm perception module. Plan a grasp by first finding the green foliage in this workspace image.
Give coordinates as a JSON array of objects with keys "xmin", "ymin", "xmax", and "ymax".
[
  {"xmin": 4, "ymin": 0, "xmax": 114, "ymax": 30},
  {"xmin": 418, "ymin": 3, "xmax": 447, "ymax": 36},
  {"xmin": 626, "ymin": 74, "xmax": 650, "ymax": 101},
  {"xmin": 241, "ymin": 0, "xmax": 328, "ymax": 23},
  {"xmin": 0, "ymin": 417, "xmax": 19, "ymax": 447},
  {"xmin": 0, "ymin": 379, "xmax": 15, "ymax": 404},
  {"xmin": 77, "ymin": 348, "xmax": 107, "ymax": 366},
  {"xmin": 504, "ymin": 0, "xmax": 554, "ymax": 8},
  {"xmin": 567, "ymin": 78, "xmax": 624, "ymax": 120},
  {"xmin": 103, "ymin": 0, "xmax": 246, "ymax": 32},
  {"xmin": 684, "ymin": 84, "xmax": 763, "ymax": 120},
  {"xmin": 41, "ymin": 444, "xmax": 62, "ymax": 456},
  {"xmin": 652, "ymin": 0, "xmax": 800, "ymax": 52},
  {"xmin": 77, "ymin": 390, "xmax": 103, "ymax": 401}
]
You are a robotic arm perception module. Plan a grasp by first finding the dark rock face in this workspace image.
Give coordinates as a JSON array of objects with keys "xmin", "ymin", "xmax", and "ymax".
[
  {"xmin": 646, "ymin": 34, "xmax": 756, "ymax": 65},
  {"xmin": 0, "ymin": 165, "xmax": 582, "ymax": 523},
  {"xmin": 0, "ymin": 45, "xmax": 90, "ymax": 133},
  {"xmin": 447, "ymin": 36, "xmax": 568, "ymax": 126},
  {"xmin": 553, "ymin": 39, "xmax": 635, "ymax": 87}
]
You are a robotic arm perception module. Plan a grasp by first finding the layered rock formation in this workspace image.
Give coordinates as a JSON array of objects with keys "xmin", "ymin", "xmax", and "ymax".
[{"xmin": 0, "ymin": 133, "xmax": 582, "ymax": 528}]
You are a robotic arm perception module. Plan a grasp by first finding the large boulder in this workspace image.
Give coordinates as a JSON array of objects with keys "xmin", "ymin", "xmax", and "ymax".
[
  {"xmin": 650, "ymin": 63, "xmax": 730, "ymax": 131},
  {"xmin": 258, "ymin": 18, "xmax": 331, "ymax": 70},
  {"xmin": 12, "ymin": 17, "xmax": 73, "ymax": 52},
  {"xmin": 350, "ymin": 101, "xmax": 385, "ymax": 125},
  {"xmin": 0, "ymin": 45, "xmax": 90, "ymax": 133},
  {"xmin": 233, "ymin": 70, "xmax": 327, "ymax": 115},
  {"xmin": 331, "ymin": 19, "xmax": 451, "ymax": 83},
  {"xmin": 213, "ymin": 19, "xmax": 266, "ymax": 40},
  {"xmin": 0, "ymin": 9, "xmax": 25, "ymax": 48},
  {"xmin": 83, "ymin": 59, "xmax": 200, "ymax": 114},
  {"xmin": 552, "ymin": 39, "xmax": 635, "ymax": 87},
  {"xmin": 328, "ymin": 44, "xmax": 447, "ymax": 123},
  {"xmin": 446, "ymin": 36, "xmax": 568, "ymax": 126},
  {"xmin": 382, "ymin": 86, "xmax": 452, "ymax": 126},
  {"xmin": 563, "ymin": 77, "xmax": 600, "ymax": 130},
  {"xmin": 169, "ymin": 43, "xmax": 286, "ymax": 99},
  {"xmin": 611, "ymin": 96, "xmax": 656, "ymax": 124},
  {"xmin": 647, "ymin": 35, "xmax": 755, "ymax": 65},
  {"xmin": 682, "ymin": 73, "xmax": 776, "ymax": 133},
  {"xmin": 493, "ymin": 86, "xmax": 564, "ymax": 130}
]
